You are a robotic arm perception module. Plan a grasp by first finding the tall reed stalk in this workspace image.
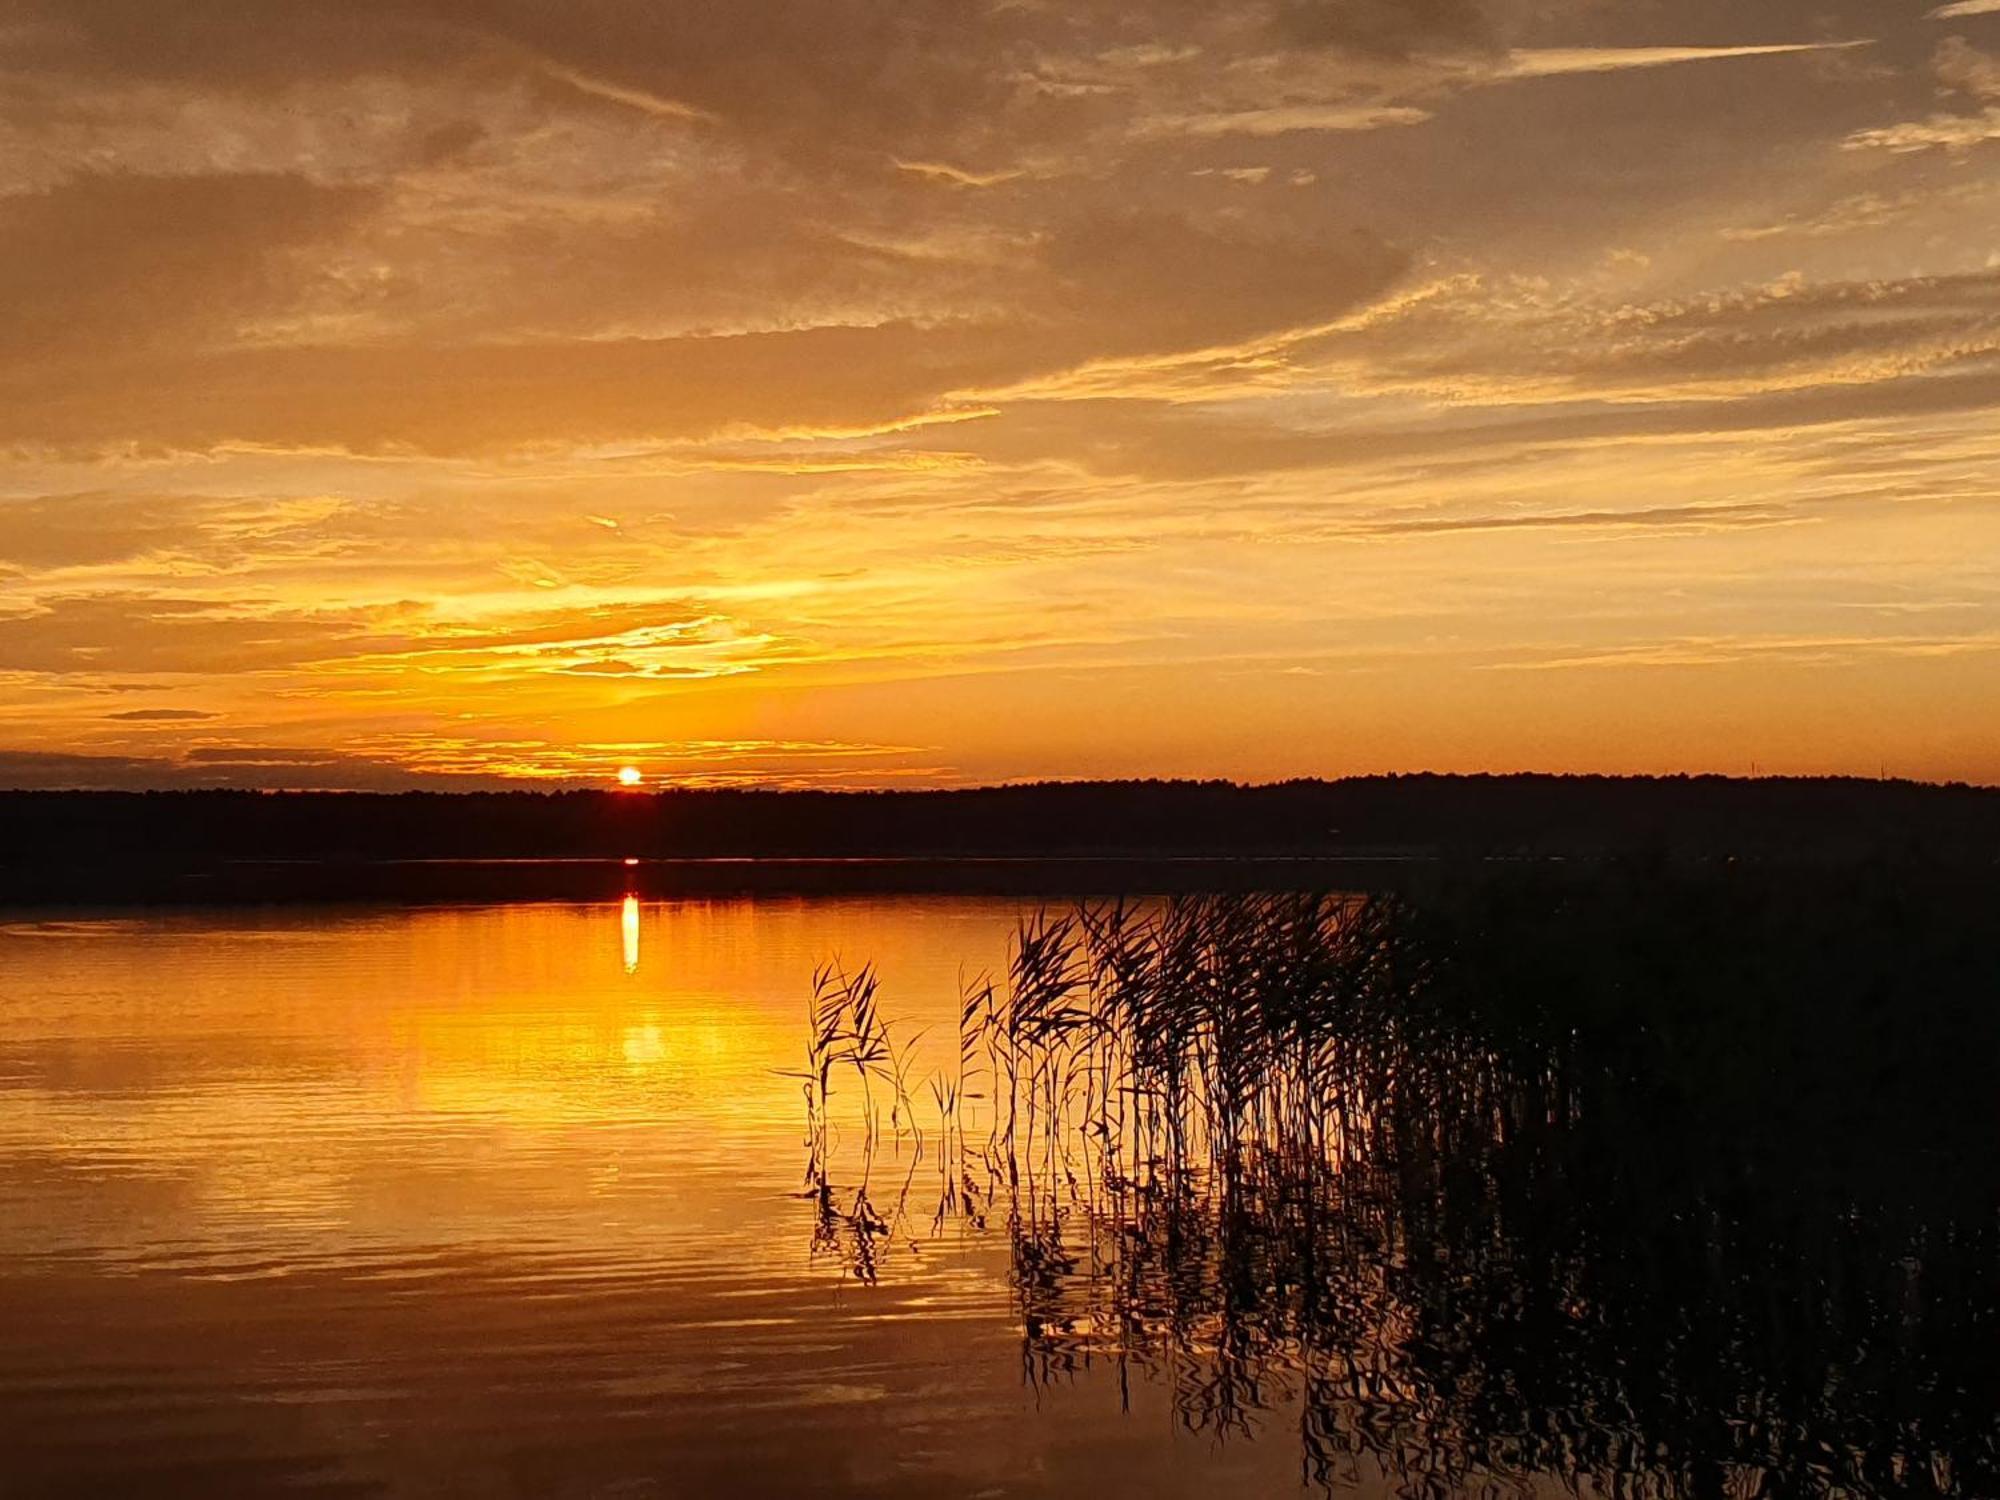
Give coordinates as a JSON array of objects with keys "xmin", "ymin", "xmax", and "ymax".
[{"xmin": 798, "ymin": 875, "xmax": 2000, "ymax": 1499}]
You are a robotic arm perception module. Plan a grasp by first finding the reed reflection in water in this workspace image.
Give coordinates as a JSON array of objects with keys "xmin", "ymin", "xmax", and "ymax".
[{"xmin": 803, "ymin": 876, "xmax": 2000, "ymax": 1499}]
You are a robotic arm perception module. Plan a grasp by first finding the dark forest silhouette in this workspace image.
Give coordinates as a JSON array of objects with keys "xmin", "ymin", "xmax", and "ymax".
[{"xmin": 2, "ymin": 774, "xmax": 1996, "ymax": 903}]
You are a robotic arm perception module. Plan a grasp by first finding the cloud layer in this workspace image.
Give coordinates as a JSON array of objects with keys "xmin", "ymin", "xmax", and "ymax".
[{"xmin": 2, "ymin": 0, "xmax": 1998, "ymax": 785}]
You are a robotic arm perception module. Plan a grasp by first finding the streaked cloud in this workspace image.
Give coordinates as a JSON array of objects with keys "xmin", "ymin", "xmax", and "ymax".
[
  {"xmin": 0, "ymin": 736, "xmax": 939, "ymax": 790},
  {"xmin": 1501, "ymin": 42, "xmax": 1869, "ymax": 79},
  {"xmin": 1845, "ymin": 111, "xmax": 2000, "ymax": 151},
  {"xmin": 1140, "ymin": 104, "xmax": 1435, "ymax": 138},
  {"xmin": 893, "ymin": 159, "xmax": 1031, "ymax": 188}
]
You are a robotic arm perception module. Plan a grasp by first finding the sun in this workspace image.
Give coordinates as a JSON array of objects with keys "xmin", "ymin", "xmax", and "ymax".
[{"xmin": 616, "ymin": 766, "xmax": 643, "ymax": 788}]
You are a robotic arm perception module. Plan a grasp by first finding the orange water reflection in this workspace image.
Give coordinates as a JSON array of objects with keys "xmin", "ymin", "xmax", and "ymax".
[
  {"xmin": 0, "ymin": 899, "xmax": 1651, "ymax": 1497},
  {"xmin": 0, "ymin": 899, "xmax": 1013, "ymax": 1274}
]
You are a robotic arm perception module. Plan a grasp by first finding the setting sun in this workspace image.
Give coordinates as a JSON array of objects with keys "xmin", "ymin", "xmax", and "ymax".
[{"xmin": 617, "ymin": 767, "xmax": 643, "ymax": 788}]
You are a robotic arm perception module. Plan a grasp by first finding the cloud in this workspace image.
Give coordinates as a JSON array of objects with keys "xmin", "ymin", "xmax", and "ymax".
[
  {"xmin": 0, "ymin": 745, "xmax": 501, "ymax": 791},
  {"xmin": 1141, "ymin": 104, "xmax": 1434, "ymax": 138},
  {"xmin": 182, "ymin": 747, "xmax": 354, "ymax": 764},
  {"xmin": 0, "ymin": 211, "xmax": 1404, "ymax": 454},
  {"xmin": 0, "ymin": 737, "xmax": 944, "ymax": 790},
  {"xmin": 0, "ymin": 493, "xmax": 342, "ymax": 570},
  {"xmin": 0, "ymin": 6, "xmax": 1876, "ymax": 462},
  {"xmin": 1930, "ymin": 0, "xmax": 2000, "ymax": 17},
  {"xmin": 1846, "ymin": 37, "xmax": 2000, "ymax": 151},
  {"xmin": 1271, "ymin": 0, "xmax": 1501, "ymax": 60},
  {"xmin": 533, "ymin": 59, "xmax": 713, "ymax": 123},
  {"xmin": 0, "ymin": 594, "xmax": 378, "ymax": 675},
  {"xmin": 0, "ymin": 172, "xmax": 379, "ymax": 366},
  {"xmin": 0, "ymin": 1, "xmax": 1048, "ymax": 184},
  {"xmin": 0, "ymin": 587, "xmax": 802, "ymax": 688},
  {"xmin": 1936, "ymin": 34, "xmax": 2000, "ymax": 96},
  {"xmin": 0, "ymin": 326, "xmax": 1010, "ymax": 454},
  {"xmin": 1286, "ymin": 268, "xmax": 2000, "ymax": 404},
  {"xmin": 1038, "ymin": 210, "xmax": 1406, "ymax": 358},
  {"xmin": 1719, "ymin": 187, "xmax": 1964, "ymax": 242},
  {"xmin": 104, "ymin": 709, "xmax": 219, "ymax": 722},
  {"xmin": 374, "ymin": 611, "xmax": 784, "ymax": 682},
  {"xmin": 1132, "ymin": 37, "xmax": 1869, "ymax": 148},
  {"xmin": 0, "ymin": 749, "xmax": 194, "ymax": 790},
  {"xmin": 1845, "ymin": 111, "xmax": 2000, "ymax": 151},
  {"xmin": 925, "ymin": 349, "xmax": 2000, "ymax": 488},
  {"xmin": 892, "ymin": 159, "xmax": 1028, "ymax": 188},
  {"xmin": 1501, "ymin": 42, "xmax": 1869, "ymax": 79},
  {"xmin": 1347, "ymin": 502, "xmax": 1801, "ymax": 538}
]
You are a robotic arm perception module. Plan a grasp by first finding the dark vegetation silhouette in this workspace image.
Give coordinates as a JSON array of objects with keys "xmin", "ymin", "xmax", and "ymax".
[
  {"xmin": 2, "ymin": 775, "xmax": 1996, "ymax": 902},
  {"xmin": 802, "ymin": 867, "xmax": 2000, "ymax": 1498}
]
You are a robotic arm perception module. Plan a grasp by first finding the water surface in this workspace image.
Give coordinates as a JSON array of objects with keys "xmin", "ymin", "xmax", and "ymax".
[
  {"xmin": 2, "ymin": 886, "xmax": 1994, "ymax": 1499},
  {"xmin": 0, "ymin": 899, "xmax": 1324, "ymax": 1498}
]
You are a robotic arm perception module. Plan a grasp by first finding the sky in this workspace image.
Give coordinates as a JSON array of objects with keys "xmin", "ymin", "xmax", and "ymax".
[{"xmin": 2, "ymin": 0, "xmax": 1999, "ymax": 790}]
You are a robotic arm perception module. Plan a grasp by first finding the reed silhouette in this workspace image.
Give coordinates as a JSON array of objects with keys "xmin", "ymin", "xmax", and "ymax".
[{"xmin": 801, "ymin": 868, "xmax": 2000, "ymax": 1498}]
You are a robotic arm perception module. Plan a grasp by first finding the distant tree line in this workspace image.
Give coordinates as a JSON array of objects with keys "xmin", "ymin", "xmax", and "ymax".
[{"xmin": 4, "ymin": 774, "xmax": 1996, "ymax": 869}]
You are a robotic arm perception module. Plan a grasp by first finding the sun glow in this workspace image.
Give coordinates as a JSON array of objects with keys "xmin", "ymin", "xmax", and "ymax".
[{"xmin": 616, "ymin": 766, "xmax": 643, "ymax": 787}]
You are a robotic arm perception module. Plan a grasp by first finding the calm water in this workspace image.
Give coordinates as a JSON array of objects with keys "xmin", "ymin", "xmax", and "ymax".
[
  {"xmin": 0, "ymin": 899, "xmax": 1333, "ymax": 1499},
  {"xmin": 1, "ymin": 889, "xmax": 1993, "ymax": 1499}
]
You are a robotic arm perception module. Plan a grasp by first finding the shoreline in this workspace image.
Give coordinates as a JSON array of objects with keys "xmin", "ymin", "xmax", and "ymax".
[{"xmin": 4, "ymin": 848, "xmax": 1993, "ymax": 908}]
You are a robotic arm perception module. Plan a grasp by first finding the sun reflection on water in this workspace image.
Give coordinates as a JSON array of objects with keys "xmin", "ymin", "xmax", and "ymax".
[
  {"xmin": 0, "ymin": 898, "xmax": 1015, "ymax": 1275},
  {"xmin": 0, "ymin": 897, "xmax": 1188, "ymax": 1499},
  {"xmin": 622, "ymin": 1024, "xmax": 666, "ymax": 1065}
]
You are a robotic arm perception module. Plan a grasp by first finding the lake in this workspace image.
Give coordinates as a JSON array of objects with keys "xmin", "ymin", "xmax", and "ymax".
[{"xmin": 0, "ymin": 882, "xmax": 1994, "ymax": 1498}]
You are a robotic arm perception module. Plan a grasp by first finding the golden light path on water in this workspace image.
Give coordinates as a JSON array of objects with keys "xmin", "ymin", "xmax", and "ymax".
[
  {"xmin": 0, "ymin": 899, "xmax": 1008, "ymax": 1272},
  {"xmin": 0, "ymin": 897, "xmax": 1397, "ymax": 1499}
]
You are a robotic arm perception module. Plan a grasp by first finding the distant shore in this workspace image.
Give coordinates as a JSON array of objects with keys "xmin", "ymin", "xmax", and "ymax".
[
  {"xmin": 3, "ymin": 774, "xmax": 1995, "ymax": 906},
  {"xmin": 0, "ymin": 854, "xmax": 1458, "ymax": 907}
]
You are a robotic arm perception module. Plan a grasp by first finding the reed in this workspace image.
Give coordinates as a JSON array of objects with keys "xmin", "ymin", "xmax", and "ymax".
[{"xmin": 801, "ymin": 869, "xmax": 2000, "ymax": 1498}]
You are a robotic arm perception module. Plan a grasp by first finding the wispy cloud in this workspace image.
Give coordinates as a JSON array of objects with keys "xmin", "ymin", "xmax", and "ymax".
[
  {"xmin": 534, "ymin": 61, "xmax": 715, "ymax": 122},
  {"xmin": 1845, "ymin": 36, "xmax": 2000, "ymax": 151},
  {"xmin": 1930, "ymin": 0, "xmax": 2000, "ymax": 18},
  {"xmin": 1845, "ymin": 110, "xmax": 2000, "ymax": 151},
  {"xmin": 1138, "ymin": 104, "xmax": 1433, "ymax": 138},
  {"xmin": 1501, "ymin": 42, "xmax": 1870, "ymax": 79},
  {"xmin": 893, "ymin": 159, "xmax": 1028, "ymax": 187}
]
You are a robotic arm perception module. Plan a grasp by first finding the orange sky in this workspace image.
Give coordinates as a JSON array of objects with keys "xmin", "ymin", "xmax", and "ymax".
[{"xmin": 3, "ymin": 1, "xmax": 1998, "ymax": 789}]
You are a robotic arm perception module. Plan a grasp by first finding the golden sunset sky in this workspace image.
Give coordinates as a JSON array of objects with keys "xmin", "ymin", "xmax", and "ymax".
[{"xmin": 3, "ymin": 0, "xmax": 1999, "ymax": 789}]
